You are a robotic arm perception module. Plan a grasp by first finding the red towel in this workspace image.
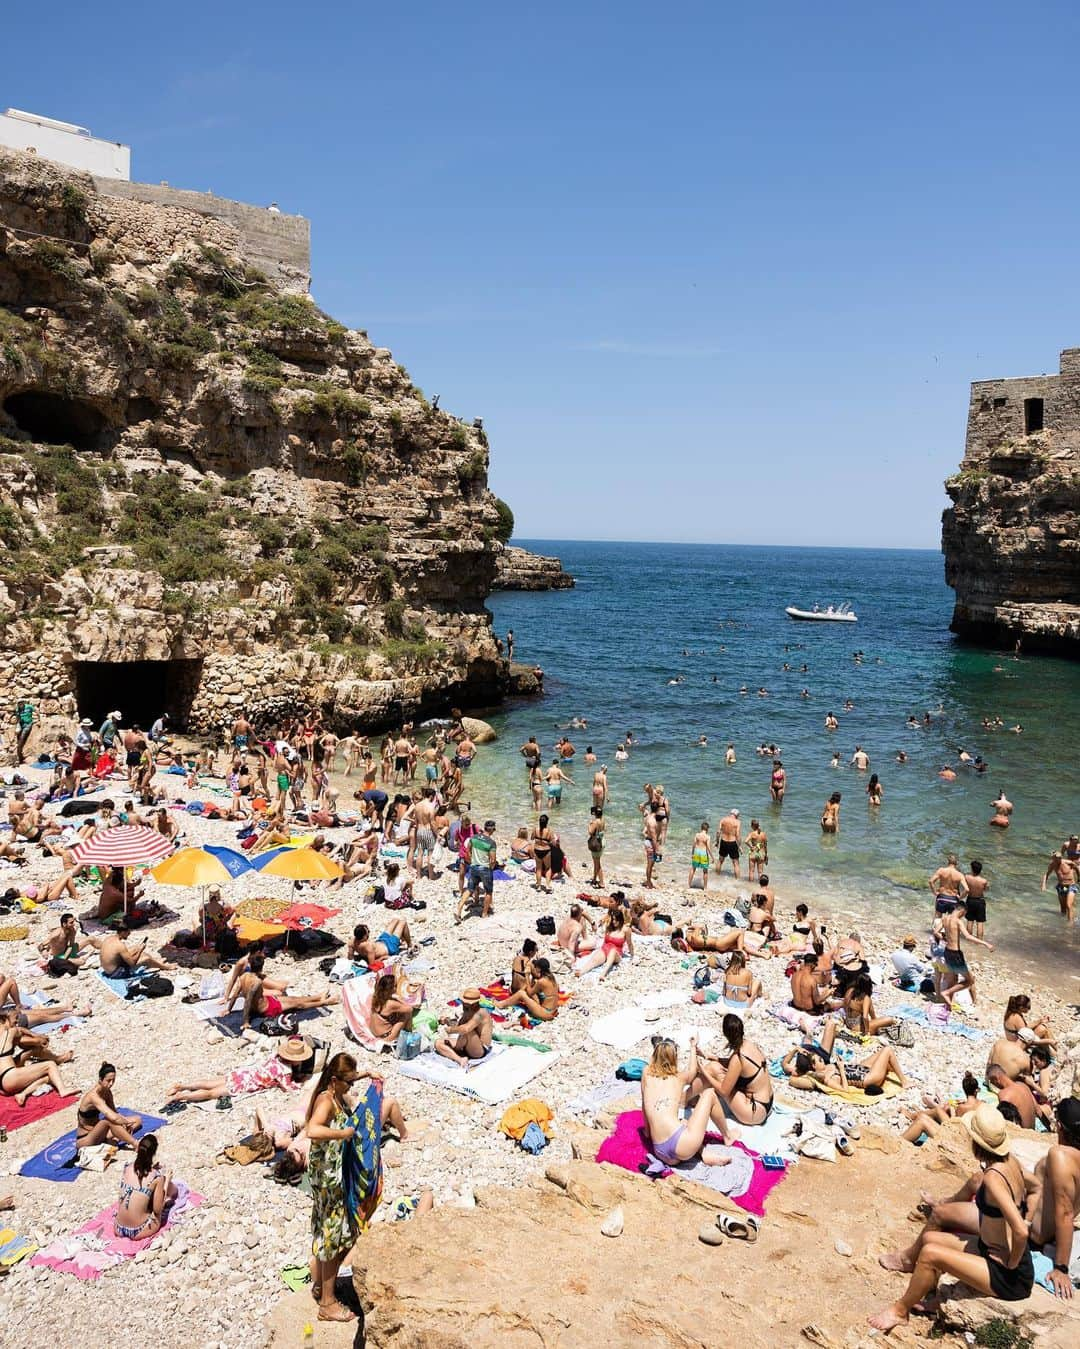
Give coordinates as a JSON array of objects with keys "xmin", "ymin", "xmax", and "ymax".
[
  {"xmin": 0, "ymin": 1090, "xmax": 77, "ymax": 1132},
  {"xmin": 275, "ymin": 903, "xmax": 341, "ymax": 931}
]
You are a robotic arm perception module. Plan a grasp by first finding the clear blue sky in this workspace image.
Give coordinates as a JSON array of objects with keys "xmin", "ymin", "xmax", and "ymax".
[{"xmin": 6, "ymin": 1, "xmax": 1080, "ymax": 547}]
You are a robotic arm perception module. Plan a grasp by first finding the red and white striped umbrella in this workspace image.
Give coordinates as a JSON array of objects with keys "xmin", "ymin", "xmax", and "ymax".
[{"xmin": 69, "ymin": 825, "xmax": 175, "ymax": 868}]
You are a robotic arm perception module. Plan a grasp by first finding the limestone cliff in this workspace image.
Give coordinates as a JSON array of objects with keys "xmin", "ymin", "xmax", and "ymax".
[
  {"xmin": 0, "ymin": 147, "xmax": 520, "ymax": 729},
  {"xmin": 492, "ymin": 544, "xmax": 574, "ymax": 591},
  {"xmin": 942, "ymin": 345, "xmax": 1080, "ymax": 654}
]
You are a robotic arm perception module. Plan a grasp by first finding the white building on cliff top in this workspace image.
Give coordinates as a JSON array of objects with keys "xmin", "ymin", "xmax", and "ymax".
[{"xmin": 0, "ymin": 108, "xmax": 130, "ymax": 180}]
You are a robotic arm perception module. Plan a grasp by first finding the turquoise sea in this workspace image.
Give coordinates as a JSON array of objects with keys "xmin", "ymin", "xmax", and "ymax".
[{"xmin": 465, "ymin": 541, "xmax": 1080, "ymax": 984}]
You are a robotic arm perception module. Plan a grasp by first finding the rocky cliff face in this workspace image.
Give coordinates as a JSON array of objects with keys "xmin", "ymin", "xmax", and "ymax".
[
  {"xmin": 942, "ymin": 346, "xmax": 1080, "ymax": 654},
  {"xmin": 0, "ymin": 148, "xmax": 520, "ymax": 729},
  {"xmin": 492, "ymin": 544, "xmax": 574, "ymax": 591}
]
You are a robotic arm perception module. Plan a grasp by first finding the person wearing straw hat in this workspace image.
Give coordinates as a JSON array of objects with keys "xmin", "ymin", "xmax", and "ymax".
[
  {"xmin": 434, "ymin": 989, "xmax": 492, "ymax": 1066},
  {"xmin": 871, "ymin": 1104, "xmax": 1034, "ymax": 1332}
]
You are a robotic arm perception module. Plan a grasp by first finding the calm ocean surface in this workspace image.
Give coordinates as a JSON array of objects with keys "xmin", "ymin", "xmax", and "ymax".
[{"xmin": 467, "ymin": 541, "xmax": 1080, "ymax": 982}]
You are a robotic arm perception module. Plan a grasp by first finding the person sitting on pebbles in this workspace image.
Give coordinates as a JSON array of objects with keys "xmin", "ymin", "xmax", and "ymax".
[
  {"xmin": 0, "ymin": 1008, "xmax": 74, "ymax": 1104},
  {"xmin": 368, "ymin": 971, "xmax": 419, "ymax": 1045},
  {"xmin": 554, "ymin": 904, "xmax": 595, "ymax": 957},
  {"xmin": 348, "ymin": 918, "xmax": 412, "ymax": 966},
  {"xmin": 434, "ymin": 989, "xmax": 492, "ymax": 1065},
  {"xmin": 495, "ymin": 957, "xmax": 561, "ymax": 1022},
  {"xmin": 641, "ymin": 1034, "xmax": 735, "ymax": 1168},
  {"xmin": 76, "ymin": 1061, "xmax": 142, "ymax": 1149},
  {"xmin": 99, "ymin": 922, "xmax": 177, "ymax": 978},
  {"xmin": 226, "ymin": 958, "xmax": 338, "ymax": 1032}
]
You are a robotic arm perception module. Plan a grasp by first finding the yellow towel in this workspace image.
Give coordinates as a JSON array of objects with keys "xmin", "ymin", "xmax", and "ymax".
[{"xmin": 232, "ymin": 916, "xmax": 287, "ymax": 943}]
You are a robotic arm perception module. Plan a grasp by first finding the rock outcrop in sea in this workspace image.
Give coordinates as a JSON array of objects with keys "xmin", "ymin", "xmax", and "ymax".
[
  {"xmin": 492, "ymin": 544, "xmax": 574, "ymax": 591},
  {"xmin": 0, "ymin": 147, "xmax": 523, "ymax": 730},
  {"xmin": 942, "ymin": 345, "xmax": 1080, "ymax": 654}
]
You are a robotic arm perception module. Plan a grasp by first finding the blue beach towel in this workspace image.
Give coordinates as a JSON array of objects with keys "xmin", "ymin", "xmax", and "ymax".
[
  {"xmin": 893, "ymin": 1004, "xmax": 987, "ymax": 1040},
  {"xmin": 19, "ymin": 1109, "xmax": 168, "ymax": 1183},
  {"xmin": 93, "ymin": 967, "xmax": 147, "ymax": 1001}
]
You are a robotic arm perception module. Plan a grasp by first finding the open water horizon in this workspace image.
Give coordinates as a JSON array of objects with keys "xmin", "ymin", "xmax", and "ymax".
[{"xmin": 462, "ymin": 539, "xmax": 1080, "ymax": 989}]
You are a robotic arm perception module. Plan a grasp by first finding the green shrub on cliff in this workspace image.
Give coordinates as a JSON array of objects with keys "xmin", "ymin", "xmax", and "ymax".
[{"xmin": 492, "ymin": 497, "xmax": 514, "ymax": 542}]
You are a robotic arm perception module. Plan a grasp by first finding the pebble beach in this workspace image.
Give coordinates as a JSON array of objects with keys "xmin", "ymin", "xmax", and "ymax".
[{"xmin": 2, "ymin": 755, "xmax": 1076, "ymax": 1345}]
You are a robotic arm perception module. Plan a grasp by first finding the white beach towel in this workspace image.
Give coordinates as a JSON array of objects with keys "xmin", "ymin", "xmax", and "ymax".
[
  {"xmin": 636, "ymin": 989, "xmax": 689, "ymax": 1010},
  {"xmin": 395, "ymin": 1043, "xmax": 559, "ymax": 1105},
  {"xmin": 589, "ymin": 1006, "xmax": 656, "ymax": 1050}
]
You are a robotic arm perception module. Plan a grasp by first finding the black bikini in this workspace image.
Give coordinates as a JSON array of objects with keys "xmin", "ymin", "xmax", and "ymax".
[
  {"xmin": 735, "ymin": 1054, "xmax": 774, "ymax": 1120},
  {"xmin": 975, "ymin": 1166, "xmax": 1034, "ymax": 1302}
]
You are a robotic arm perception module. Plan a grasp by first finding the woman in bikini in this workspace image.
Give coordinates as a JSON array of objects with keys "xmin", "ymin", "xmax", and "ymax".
[
  {"xmin": 841, "ymin": 973, "xmax": 897, "ymax": 1036},
  {"xmin": 575, "ymin": 908, "xmax": 632, "ymax": 981},
  {"xmin": 511, "ymin": 939, "xmax": 539, "ymax": 992},
  {"xmin": 746, "ymin": 819, "xmax": 768, "ymax": 882},
  {"xmin": 788, "ymin": 1040, "xmax": 907, "ymax": 1095},
  {"xmin": 229, "ymin": 970, "xmax": 338, "ymax": 1032},
  {"xmin": 770, "ymin": 761, "xmax": 786, "ymax": 803},
  {"xmin": 0, "ymin": 1008, "xmax": 72, "ymax": 1105},
  {"xmin": 641, "ymin": 1035, "xmax": 732, "ymax": 1166},
  {"xmin": 1002, "ymin": 994, "xmax": 1054, "ymax": 1048},
  {"xmin": 821, "ymin": 791, "xmax": 841, "ymax": 834},
  {"xmin": 866, "ymin": 774, "xmax": 884, "ymax": 806},
  {"xmin": 114, "ymin": 1133, "xmax": 176, "ymax": 1240},
  {"xmin": 496, "ymin": 957, "xmax": 561, "ymax": 1022},
  {"xmin": 698, "ymin": 1014, "xmax": 773, "ymax": 1124},
  {"xmin": 899, "ymin": 1071, "xmax": 982, "ymax": 1145},
  {"xmin": 871, "ymin": 1106, "xmax": 1035, "ymax": 1332},
  {"xmin": 720, "ymin": 950, "xmax": 762, "ymax": 1009},
  {"xmin": 76, "ymin": 1061, "xmax": 142, "ymax": 1148},
  {"xmin": 630, "ymin": 897, "xmax": 671, "ymax": 936},
  {"xmin": 531, "ymin": 814, "xmax": 555, "ymax": 893},
  {"xmin": 670, "ymin": 925, "xmax": 747, "ymax": 956},
  {"xmin": 368, "ymin": 972, "xmax": 416, "ymax": 1043}
]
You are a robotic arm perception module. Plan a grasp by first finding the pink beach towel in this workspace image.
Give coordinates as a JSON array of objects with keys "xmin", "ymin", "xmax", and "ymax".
[
  {"xmin": 595, "ymin": 1109, "xmax": 786, "ymax": 1217},
  {"xmin": 30, "ymin": 1182, "xmax": 203, "ymax": 1280},
  {"xmin": 341, "ymin": 972, "xmax": 390, "ymax": 1053}
]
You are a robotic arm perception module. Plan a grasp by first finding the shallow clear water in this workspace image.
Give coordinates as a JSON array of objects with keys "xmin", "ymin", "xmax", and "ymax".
[{"xmin": 463, "ymin": 541, "xmax": 1080, "ymax": 981}]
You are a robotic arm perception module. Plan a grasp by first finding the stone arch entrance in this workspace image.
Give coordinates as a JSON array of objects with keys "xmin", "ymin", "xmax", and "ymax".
[{"xmin": 72, "ymin": 658, "xmax": 203, "ymax": 731}]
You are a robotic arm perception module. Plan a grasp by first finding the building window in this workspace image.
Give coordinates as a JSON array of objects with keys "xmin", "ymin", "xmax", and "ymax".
[
  {"xmin": 993, "ymin": 397, "xmax": 1007, "ymax": 409},
  {"xmin": 1024, "ymin": 398, "xmax": 1044, "ymax": 435}
]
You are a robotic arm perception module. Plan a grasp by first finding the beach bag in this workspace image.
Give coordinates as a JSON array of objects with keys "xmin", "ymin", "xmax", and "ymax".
[
  {"xmin": 693, "ymin": 965, "xmax": 713, "ymax": 989},
  {"xmin": 127, "ymin": 975, "xmax": 173, "ymax": 999},
  {"xmin": 365, "ymin": 885, "xmax": 385, "ymax": 905},
  {"xmin": 395, "ymin": 1030, "xmax": 422, "ymax": 1061},
  {"xmin": 535, "ymin": 916, "xmax": 556, "ymax": 935},
  {"xmin": 262, "ymin": 1012, "xmax": 299, "ymax": 1037},
  {"xmin": 615, "ymin": 1058, "xmax": 646, "ymax": 1081},
  {"xmin": 885, "ymin": 1019, "xmax": 915, "ymax": 1048}
]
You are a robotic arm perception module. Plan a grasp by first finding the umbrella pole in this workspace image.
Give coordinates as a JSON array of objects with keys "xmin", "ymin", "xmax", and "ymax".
[{"xmin": 201, "ymin": 884, "xmax": 207, "ymax": 950}]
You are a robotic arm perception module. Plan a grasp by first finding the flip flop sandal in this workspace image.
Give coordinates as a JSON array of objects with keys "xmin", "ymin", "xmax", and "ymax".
[
  {"xmin": 698, "ymin": 1219, "xmax": 724, "ymax": 1245},
  {"xmin": 717, "ymin": 1213, "xmax": 759, "ymax": 1242},
  {"xmin": 836, "ymin": 1135, "xmax": 854, "ymax": 1157}
]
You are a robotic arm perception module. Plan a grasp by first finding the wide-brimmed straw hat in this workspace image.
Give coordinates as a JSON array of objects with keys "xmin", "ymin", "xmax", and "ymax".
[
  {"xmin": 461, "ymin": 987, "xmax": 482, "ymax": 1004},
  {"xmin": 965, "ymin": 1105, "xmax": 1010, "ymax": 1156},
  {"xmin": 276, "ymin": 1037, "xmax": 311, "ymax": 1065}
]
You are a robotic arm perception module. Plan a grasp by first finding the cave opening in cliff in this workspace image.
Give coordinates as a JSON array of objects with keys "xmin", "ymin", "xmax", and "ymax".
[
  {"xmin": 3, "ymin": 391, "xmax": 106, "ymax": 451},
  {"xmin": 72, "ymin": 659, "xmax": 203, "ymax": 731}
]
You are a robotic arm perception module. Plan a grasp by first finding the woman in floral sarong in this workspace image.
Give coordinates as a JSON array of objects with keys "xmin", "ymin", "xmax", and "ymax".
[{"xmin": 305, "ymin": 1052, "xmax": 381, "ymax": 1323}]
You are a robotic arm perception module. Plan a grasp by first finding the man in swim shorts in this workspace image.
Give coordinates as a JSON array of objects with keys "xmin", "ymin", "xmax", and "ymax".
[
  {"xmin": 715, "ymin": 809, "xmax": 741, "ymax": 878},
  {"xmin": 928, "ymin": 854, "xmax": 967, "ymax": 916},
  {"xmin": 1042, "ymin": 852, "xmax": 1078, "ymax": 923}
]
